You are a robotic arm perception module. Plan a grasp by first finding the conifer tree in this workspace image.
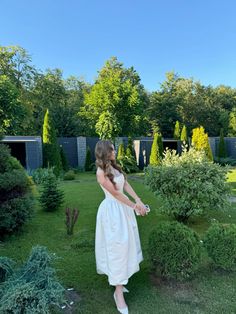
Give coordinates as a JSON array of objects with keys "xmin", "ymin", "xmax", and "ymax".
[
  {"xmin": 42, "ymin": 109, "xmax": 62, "ymax": 176},
  {"xmin": 126, "ymin": 137, "xmax": 135, "ymax": 159},
  {"xmin": 191, "ymin": 126, "xmax": 213, "ymax": 161},
  {"xmin": 180, "ymin": 125, "xmax": 188, "ymax": 143},
  {"xmin": 173, "ymin": 121, "xmax": 181, "ymax": 139},
  {"xmin": 117, "ymin": 143, "xmax": 125, "ymax": 160},
  {"xmin": 150, "ymin": 133, "xmax": 162, "ymax": 166},
  {"xmin": 39, "ymin": 172, "xmax": 64, "ymax": 212}
]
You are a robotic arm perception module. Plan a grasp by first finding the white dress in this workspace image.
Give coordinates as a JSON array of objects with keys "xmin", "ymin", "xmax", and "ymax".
[{"xmin": 95, "ymin": 172, "xmax": 143, "ymax": 286}]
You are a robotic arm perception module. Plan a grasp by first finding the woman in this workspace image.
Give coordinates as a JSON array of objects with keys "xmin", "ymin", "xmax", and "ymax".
[{"xmin": 95, "ymin": 140, "xmax": 148, "ymax": 314}]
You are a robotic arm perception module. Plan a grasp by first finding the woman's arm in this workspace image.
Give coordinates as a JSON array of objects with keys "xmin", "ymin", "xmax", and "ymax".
[
  {"xmin": 96, "ymin": 169, "xmax": 146, "ymax": 215},
  {"xmin": 123, "ymin": 180, "xmax": 141, "ymax": 202}
]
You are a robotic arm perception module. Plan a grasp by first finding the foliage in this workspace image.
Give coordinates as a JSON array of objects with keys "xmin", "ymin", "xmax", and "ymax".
[
  {"xmin": 126, "ymin": 137, "xmax": 136, "ymax": 159},
  {"xmin": 79, "ymin": 57, "xmax": 149, "ymax": 138},
  {"xmin": 145, "ymin": 145, "xmax": 231, "ymax": 222},
  {"xmin": 85, "ymin": 147, "xmax": 93, "ymax": 171},
  {"xmin": 39, "ymin": 172, "xmax": 64, "ymax": 212},
  {"xmin": 0, "ymin": 144, "xmax": 34, "ymax": 239},
  {"xmin": 149, "ymin": 132, "xmax": 163, "ymax": 166},
  {"xmin": 204, "ymin": 223, "xmax": 236, "ymax": 271},
  {"xmin": 173, "ymin": 120, "xmax": 181, "ymax": 139},
  {"xmin": 218, "ymin": 128, "xmax": 227, "ymax": 158},
  {"xmin": 0, "ymin": 75, "xmax": 27, "ymax": 135},
  {"xmin": 148, "ymin": 221, "xmax": 202, "ymax": 280},
  {"xmin": 228, "ymin": 107, "xmax": 236, "ymax": 137},
  {"xmin": 65, "ymin": 207, "xmax": 79, "ymax": 235},
  {"xmin": 191, "ymin": 126, "xmax": 213, "ymax": 161},
  {"xmin": 0, "ymin": 257, "xmax": 15, "ymax": 283},
  {"xmin": 42, "ymin": 108, "xmax": 62, "ymax": 176},
  {"xmin": 28, "ymin": 167, "xmax": 54, "ymax": 185},
  {"xmin": 63, "ymin": 170, "xmax": 76, "ymax": 180},
  {"xmin": 180, "ymin": 124, "xmax": 188, "ymax": 143},
  {"xmin": 0, "ymin": 246, "xmax": 65, "ymax": 313},
  {"xmin": 117, "ymin": 141, "xmax": 138, "ymax": 173},
  {"xmin": 117, "ymin": 143, "xmax": 125, "ymax": 160},
  {"xmin": 214, "ymin": 157, "xmax": 236, "ymax": 166}
]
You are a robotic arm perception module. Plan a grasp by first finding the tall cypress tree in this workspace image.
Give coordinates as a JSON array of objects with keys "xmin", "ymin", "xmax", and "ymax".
[
  {"xmin": 173, "ymin": 121, "xmax": 181, "ymax": 139},
  {"xmin": 180, "ymin": 125, "xmax": 188, "ymax": 143},
  {"xmin": 42, "ymin": 109, "xmax": 62, "ymax": 176},
  {"xmin": 218, "ymin": 128, "xmax": 227, "ymax": 158},
  {"xmin": 150, "ymin": 133, "xmax": 162, "ymax": 166},
  {"xmin": 191, "ymin": 126, "xmax": 213, "ymax": 161},
  {"xmin": 126, "ymin": 137, "xmax": 135, "ymax": 159},
  {"xmin": 117, "ymin": 143, "xmax": 125, "ymax": 160}
]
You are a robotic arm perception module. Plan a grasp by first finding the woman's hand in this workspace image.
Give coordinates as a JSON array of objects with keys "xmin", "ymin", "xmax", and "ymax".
[{"xmin": 135, "ymin": 203, "xmax": 147, "ymax": 216}]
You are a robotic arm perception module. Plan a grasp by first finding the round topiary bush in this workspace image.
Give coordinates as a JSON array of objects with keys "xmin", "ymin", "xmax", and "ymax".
[
  {"xmin": 204, "ymin": 223, "xmax": 236, "ymax": 271},
  {"xmin": 0, "ymin": 144, "xmax": 34, "ymax": 239},
  {"xmin": 148, "ymin": 221, "xmax": 202, "ymax": 280}
]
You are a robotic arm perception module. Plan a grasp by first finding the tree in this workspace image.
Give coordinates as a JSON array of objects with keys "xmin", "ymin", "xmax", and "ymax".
[
  {"xmin": 0, "ymin": 75, "xmax": 28, "ymax": 135},
  {"xmin": 149, "ymin": 133, "xmax": 163, "ymax": 166},
  {"xmin": 117, "ymin": 143, "xmax": 125, "ymax": 160},
  {"xmin": 191, "ymin": 126, "xmax": 213, "ymax": 161},
  {"xmin": 39, "ymin": 173, "xmax": 64, "ymax": 212},
  {"xmin": 80, "ymin": 57, "xmax": 149, "ymax": 138},
  {"xmin": 42, "ymin": 109, "xmax": 62, "ymax": 176},
  {"xmin": 180, "ymin": 125, "xmax": 188, "ymax": 143},
  {"xmin": 228, "ymin": 107, "xmax": 236, "ymax": 137},
  {"xmin": 218, "ymin": 128, "xmax": 227, "ymax": 158},
  {"xmin": 95, "ymin": 111, "xmax": 121, "ymax": 140},
  {"xmin": 173, "ymin": 121, "xmax": 181, "ymax": 139},
  {"xmin": 126, "ymin": 137, "xmax": 135, "ymax": 159}
]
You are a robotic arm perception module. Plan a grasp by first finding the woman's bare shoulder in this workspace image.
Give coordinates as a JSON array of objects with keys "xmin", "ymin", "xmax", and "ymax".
[{"xmin": 96, "ymin": 166, "xmax": 104, "ymax": 176}]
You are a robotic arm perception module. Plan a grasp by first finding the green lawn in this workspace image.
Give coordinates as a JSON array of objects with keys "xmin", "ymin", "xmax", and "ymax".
[{"xmin": 1, "ymin": 170, "xmax": 236, "ymax": 313}]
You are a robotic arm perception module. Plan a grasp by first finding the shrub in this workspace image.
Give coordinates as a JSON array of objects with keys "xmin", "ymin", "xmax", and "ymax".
[
  {"xmin": 0, "ymin": 257, "xmax": 15, "ymax": 283},
  {"xmin": 65, "ymin": 207, "xmax": 79, "ymax": 235},
  {"xmin": 0, "ymin": 246, "xmax": 65, "ymax": 313},
  {"xmin": 214, "ymin": 157, "xmax": 236, "ymax": 166},
  {"xmin": 0, "ymin": 144, "xmax": 34, "ymax": 239},
  {"xmin": 63, "ymin": 170, "xmax": 76, "ymax": 180},
  {"xmin": 39, "ymin": 173, "xmax": 64, "ymax": 212},
  {"xmin": 117, "ymin": 142, "xmax": 139, "ymax": 173},
  {"xmin": 204, "ymin": 223, "xmax": 236, "ymax": 271},
  {"xmin": 145, "ymin": 145, "xmax": 230, "ymax": 222},
  {"xmin": 148, "ymin": 221, "xmax": 202, "ymax": 280},
  {"xmin": 28, "ymin": 167, "xmax": 54, "ymax": 185}
]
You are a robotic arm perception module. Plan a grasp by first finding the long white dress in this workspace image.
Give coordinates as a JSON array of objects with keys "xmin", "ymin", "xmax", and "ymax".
[{"xmin": 95, "ymin": 172, "xmax": 143, "ymax": 286}]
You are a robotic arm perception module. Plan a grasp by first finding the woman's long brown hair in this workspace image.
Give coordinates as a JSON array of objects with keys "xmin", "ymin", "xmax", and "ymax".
[{"xmin": 95, "ymin": 140, "xmax": 125, "ymax": 188}]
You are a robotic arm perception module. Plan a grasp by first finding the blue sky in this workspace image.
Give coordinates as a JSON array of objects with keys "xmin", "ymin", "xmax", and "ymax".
[{"xmin": 1, "ymin": 0, "xmax": 236, "ymax": 91}]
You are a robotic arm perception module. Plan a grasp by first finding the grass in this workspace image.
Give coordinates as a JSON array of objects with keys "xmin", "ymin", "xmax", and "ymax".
[{"xmin": 1, "ymin": 170, "xmax": 236, "ymax": 313}]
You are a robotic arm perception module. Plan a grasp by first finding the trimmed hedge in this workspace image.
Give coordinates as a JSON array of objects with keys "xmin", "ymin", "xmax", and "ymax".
[
  {"xmin": 148, "ymin": 221, "xmax": 202, "ymax": 280},
  {"xmin": 204, "ymin": 223, "xmax": 236, "ymax": 271}
]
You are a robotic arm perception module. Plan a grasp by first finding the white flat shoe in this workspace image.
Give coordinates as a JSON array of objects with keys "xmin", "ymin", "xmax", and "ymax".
[{"xmin": 113, "ymin": 292, "xmax": 129, "ymax": 314}]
